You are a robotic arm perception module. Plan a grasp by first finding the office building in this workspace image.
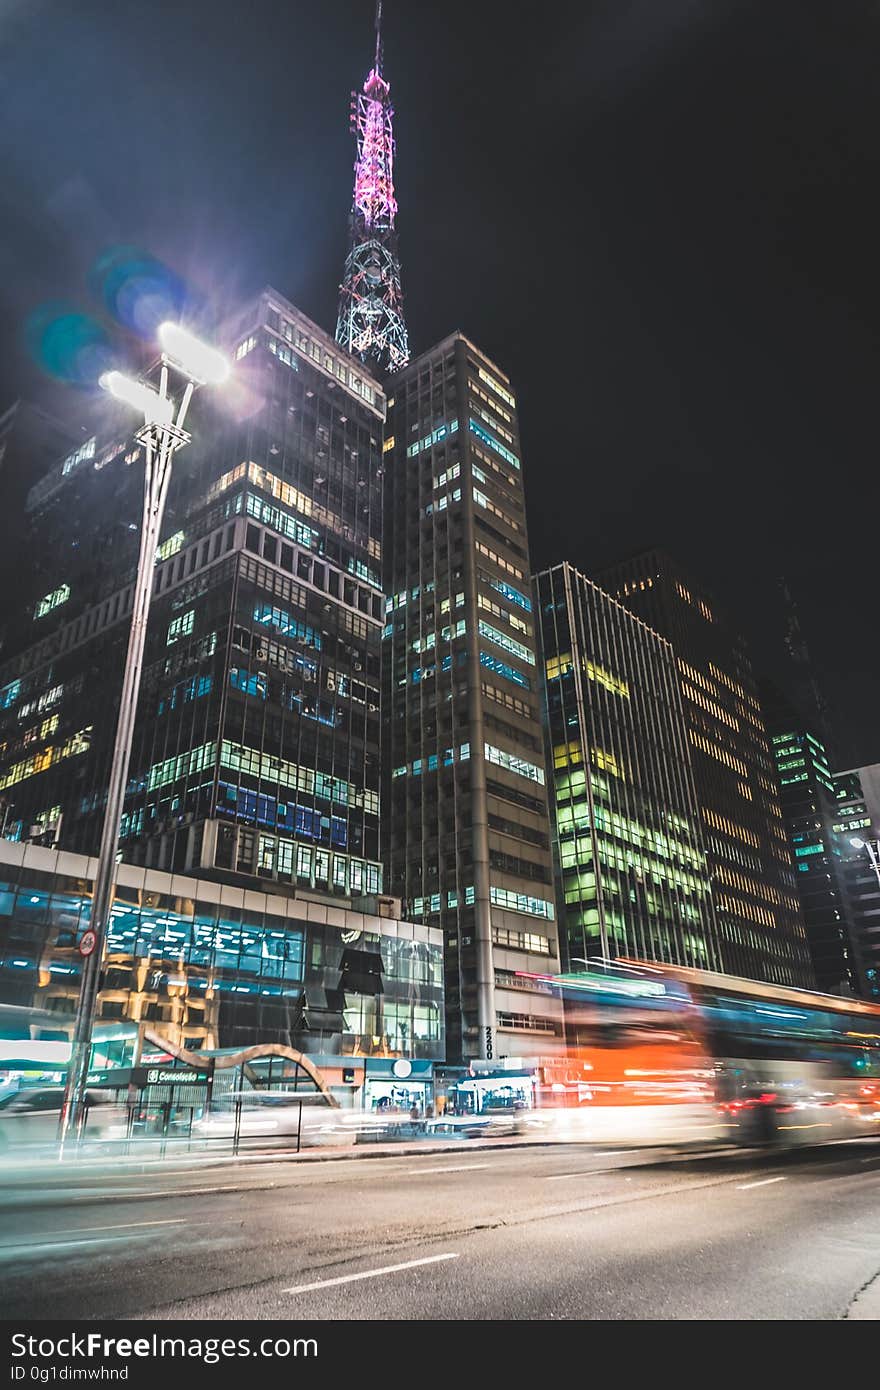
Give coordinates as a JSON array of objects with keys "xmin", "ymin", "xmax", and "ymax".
[
  {"xmin": 0, "ymin": 289, "xmax": 388, "ymax": 908},
  {"xmin": 598, "ymin": 550, "xmax": 812, "ymax": 987},
  {"xmin": 535, "ymin": 562, "xmax": 719, "ymax": 971},
  {"xmin": 761, "ymin": 684, "xmax": 863, "ymax": 994},
  {"xmin": 0, "ymin": 839, "xmax": 444, "ymax": 1076},
  {"xmin": 832, "ymin": 769, "xmax": 880, "ymax": 1001},
  {"xmin": 382, "ymin": 334, "xmax": 563, "ymax": 1063}
]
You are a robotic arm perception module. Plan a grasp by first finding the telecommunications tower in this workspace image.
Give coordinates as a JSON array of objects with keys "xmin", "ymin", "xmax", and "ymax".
[{"xmin": 335, "ymin": 2, "xmax": 409, "ymax": 374}]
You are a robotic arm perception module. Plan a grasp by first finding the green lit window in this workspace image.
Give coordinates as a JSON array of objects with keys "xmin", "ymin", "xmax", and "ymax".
[
  {"xmin": 35, "ymin": 583, "xmax": 70, "ymax": 620},
  {"xmin": 166, "ymin": 610, "xmax": 194, "ymax": 645}
]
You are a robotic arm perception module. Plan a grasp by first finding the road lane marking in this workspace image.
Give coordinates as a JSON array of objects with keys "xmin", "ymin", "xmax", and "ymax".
[
  {"xmin": 283, "ymin": 1252, "xmax": 459, "ymax": 1294},
  {"xmin": 407, "ymin": 1163, "xmax": 489, "ymax": 1175},
  {"xmin": 102, "ymin": 1185, "xmax": 267, "ymax": 1199},
  {"xmin": 38, "ymin": 1219, "xmax": 187, "ymax": 1237},
  {"xmin": 859, "ymin": 1156, "xmax": 880, "ymax": 1164},
  {"xmin": 736, "ymin": 1176, "xmax": 787, "ymax": 1190},
  {"xmin": 0, "ymin": 1233, "xmax": 160, "ymax": 1257}
]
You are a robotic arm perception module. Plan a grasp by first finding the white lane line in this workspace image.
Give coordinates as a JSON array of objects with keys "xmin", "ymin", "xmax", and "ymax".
[
  {"xmin": 0, "ymin": 1219, "xmax": 186, "ymax": 1254},
  {"xmin": 407, "ymin": 1163, "xmax": 489, "ymax": 1175},
  {"xmin": 101, "ymin": 1184, "xmax": 265, "ymax": 1199},
  {"xmin": 546, "ymin": 1172, "xmax": 597, "ymax": 1182},
  {"xmin": 0, "ymin": 1233, "xmax": 159, "ymax": 1256},
  {"xmin": 30, "ymin": 1218, "xmax": 187, "ymax": 1238},
  {"xmin": 283, "ymin": 1252, "xmax": 459, "ymax": 1295},
  {"xmin": 736, "ymin": 1176, "xmax": 787, "ymax": 1190},
  {"xmin": 859, "ymin": 1156, "xmax": 880, "ymax": 1164}
]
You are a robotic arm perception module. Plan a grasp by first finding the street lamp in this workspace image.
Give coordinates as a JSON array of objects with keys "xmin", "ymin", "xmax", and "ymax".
[
  {"xmin": 850, "ymin": 836, "xmax": 880, "ymax": 886},
  {"xmin": 58, "ymin": 324, "xmax": 229, "ymax": 1149}
]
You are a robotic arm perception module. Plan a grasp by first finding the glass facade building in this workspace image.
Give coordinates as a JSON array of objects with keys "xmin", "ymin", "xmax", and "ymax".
[
  {"xmin": 382, "ymin": 334, "xmax": 563, "ymax": 1063},
  {"xmin": 535, "ymin": 563, "xmax": 719, "ymax": 971},
  {"xmin": 0, "ymin": 290, "xmax": 388, "ymax": 903},
  {"xmin": 760, "ymin": 684, "xmax": 866, "ymax": 996},
  {"xmin": 598, "ymin": 550, "xmax": 812, "ymax": 988},
  {"xmin": 0, "ymin": 840, "xmax": 444, "ymax": 1061},
  {"xmin": 832, "ymin": 770, "xmax": 880, "ymax": 1001}
]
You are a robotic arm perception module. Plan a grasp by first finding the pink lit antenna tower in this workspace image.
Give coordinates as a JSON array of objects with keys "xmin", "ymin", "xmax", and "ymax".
[{"xmin": 335, "ymin": 1, "xmax": 409, "ymax": 374}]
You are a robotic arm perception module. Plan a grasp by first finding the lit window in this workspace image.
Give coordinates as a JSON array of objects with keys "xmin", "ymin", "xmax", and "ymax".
[
  {"xmin": 166, "ymin": 610, "xmax": 195, "ymax": 645},
  {"xmin": 34, "ymin": 584, "xmax": 70, "ymax": 620}
]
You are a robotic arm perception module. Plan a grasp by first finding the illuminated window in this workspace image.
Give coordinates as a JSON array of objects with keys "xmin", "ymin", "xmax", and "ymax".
[
  {"xmin": 594, "ymin": 748, "xmax": 624, "ymax": 780},
  {"xmin": 476, "ymin": 366, "xmax": 516, "ymax": 409},
  {"xmin": 406, "ymin": 418, "xmax": 459, "ymax": 458},
  {"xmin": 489, "ymin": 887, "xmax": 554, "ymax": 920},
  {"xmin": 585, "ymin": 660, "xmax": 630, "ymax": 700},
  {"xmin": 61, "ymin": 436, "xmax": 96, "ymax": 477},
  {"xmin": 473, "ymin": 488, "xmax": 521, "ymax": 532},
  {"xmin": 0, "ymin": 726, "xmax": 92, "ymax": 791},
  {"xmin": 478, "ymin": 620, "xmax": 534, "ymax": 666},
  {"xmin": 0, "ymin": 680, "xmax": 21, "ymax": 710},
  {"xmin": 484, "ymin": 742, "xmax": 545, "ymax": 785},
  {"xmin": 166, "ymin": 610, "xmax": 195, "ymax": 645},
  {"xmin": 34, "ymin": 584, "xmax": 70, "ymax": 620},
  {"xmin": 253, "ymin": 604, "xmax": 321, "ymax": 648},
  {"xmin": 475, "ymin": 540, "xmax": 524, "ymax": 580},
  {"xmin": 478, "ymin": 570, "xmax": 531, "ymax": 612},
  {"xmin": 479, "ymin": 652, "xmax": 531, "ymax": 690},
  {"xmin": 156, "ymin": 531, "xmax": 185, "ymax": 563},
  {"xmin": 468, "ymin": 418, "xmax": 520, "ymax": 470}
]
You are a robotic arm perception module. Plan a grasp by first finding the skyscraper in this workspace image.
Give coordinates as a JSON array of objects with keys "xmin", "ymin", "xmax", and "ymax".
[
  {"xmin": 0, "ymin": 289, "xmax": 388, "ymax": 906},
  {"xmin": 598, "ymin": 550, "xmax": 812, "ymax": 988},
  {"xmin": 382, "ymin": 334, "xmax": 563, "ymax": 1063},
  {"xmin": 335, "ymin": 2, "xmax": 409, "ymax": 376},
  {"xmin": 832, "ymin": 768, "xmax": 880, "ymax": 1002},
  {"xmin": 0, "ymin": 291, "xmax": 455, "ymax": 1065},
  {"xmin": 535, "ymin": 562, "xmax": 719, "ymax": 972},
  {"xmin": 761, "ymin": 683, "xmax": 862, "ymax": 994}
]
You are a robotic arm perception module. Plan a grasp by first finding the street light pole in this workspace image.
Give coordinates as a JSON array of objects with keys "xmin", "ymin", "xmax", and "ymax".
[
  {"xmin": 851, "ymin": 836, "xmax": 880, "ymax": 888},
  {"xmin": 59, "ymin": 326, "xmax": 228, "ymax": 1149}
]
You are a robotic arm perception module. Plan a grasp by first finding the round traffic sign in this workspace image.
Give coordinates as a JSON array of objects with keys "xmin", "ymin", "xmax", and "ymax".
[{"xmin": 78, "ymin": 929, "xmax": 98, "ymax": 957}]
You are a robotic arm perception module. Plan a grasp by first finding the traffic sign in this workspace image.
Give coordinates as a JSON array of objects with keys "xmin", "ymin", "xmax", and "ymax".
[{"xmin": 78, "ymin": 929, "xmax": 98, "ymax": 957}]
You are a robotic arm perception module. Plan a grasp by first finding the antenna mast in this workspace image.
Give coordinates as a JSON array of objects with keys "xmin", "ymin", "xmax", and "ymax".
[{"xmin": 335, "ymin": 1, "xmax": 409, "ymax": 374}]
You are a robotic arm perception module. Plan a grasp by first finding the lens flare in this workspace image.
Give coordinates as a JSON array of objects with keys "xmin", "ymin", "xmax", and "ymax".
[
  {"xmin": 25, "ymin": 304, "xmax": 114, "ymax": 385},
  {"xmin": 90, "ymin": 246, "xmax": 190, "ymax": 339}
]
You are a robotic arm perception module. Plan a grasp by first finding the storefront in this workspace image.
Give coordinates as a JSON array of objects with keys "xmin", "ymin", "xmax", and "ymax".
[
  {"xmin": 362, "ymin": 1057, "xmax": 435, "ymax": 1115},
  {"xmin": 448, "ymin": 1070, "xmax": 536, "ymax": 1116}
]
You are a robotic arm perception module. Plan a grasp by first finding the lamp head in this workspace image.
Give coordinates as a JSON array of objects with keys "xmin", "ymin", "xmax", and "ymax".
[
  {"xmin": 100, "ymin": 371, "xmax": 174, "ymax": 428},
  {"xmin": 158, "ymin": 322, "xmax": 229, "ymax": 386}
]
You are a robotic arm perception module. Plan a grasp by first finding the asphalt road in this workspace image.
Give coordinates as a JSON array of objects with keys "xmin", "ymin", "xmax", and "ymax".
[{"xmin": 2, "ymin": 1139, "xmax": 879, "ymax": 1320}]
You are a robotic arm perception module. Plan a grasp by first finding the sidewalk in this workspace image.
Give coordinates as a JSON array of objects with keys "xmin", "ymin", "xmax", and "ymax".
[{"xmin": 0, "ymin": 1132, "xmax": 560, "ymax": 1198}]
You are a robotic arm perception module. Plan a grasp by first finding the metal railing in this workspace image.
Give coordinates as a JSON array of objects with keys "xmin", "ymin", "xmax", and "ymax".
[{"xmin": 80, "ymin": 1096, "xmax": 304, "ymax": 1158}]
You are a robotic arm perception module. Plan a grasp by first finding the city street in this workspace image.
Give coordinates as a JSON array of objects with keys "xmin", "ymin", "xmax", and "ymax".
[{"xmin": 2, "ymin": 1139, "xmax": 879, "ymax": 1320}]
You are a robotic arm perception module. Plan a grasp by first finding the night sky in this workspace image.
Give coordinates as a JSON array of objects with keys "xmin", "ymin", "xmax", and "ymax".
[{"xmin": 0, "ymin": 0, "xmax": 877, "ymax": 763}]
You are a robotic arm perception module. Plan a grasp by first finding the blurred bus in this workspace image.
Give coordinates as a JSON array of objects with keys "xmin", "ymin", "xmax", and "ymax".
[{"xmin": 528, "ymin": 962, "xmax": 880, "ymax": 1147}]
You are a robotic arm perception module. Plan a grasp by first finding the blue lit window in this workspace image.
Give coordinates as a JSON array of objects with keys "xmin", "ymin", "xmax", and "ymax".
[
  {"xmin": 468, "ymin": 418, "xmax": 520, "ymax": 469},
  {"xmin": 0, "ymin": 679, "xmax": 21, "ymax": 710},
  {"xmin": 484, "ymin": 575, "xmax": 531, "ymax": 612},
  {"xmin": 253, "ymin": 605, "xmax": 321, "ymax": 649},
  {"xmin": 229, "ymin": 669, "xmax": 268, "ymax": 699},
  {"xmin": 479, "ymin": 651, "xmax": 531, "ymax": 690}
]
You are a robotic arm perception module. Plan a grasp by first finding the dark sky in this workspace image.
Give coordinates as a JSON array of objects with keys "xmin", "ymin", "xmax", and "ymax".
[{"xmin": 0, "ymin": 0, "xmax": 878, "ymax": 764}]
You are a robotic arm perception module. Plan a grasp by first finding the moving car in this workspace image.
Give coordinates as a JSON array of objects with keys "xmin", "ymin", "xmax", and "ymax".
[
  {"xmin": 191, "ymin": 1090, "xmax": 363, "ymax": 1148},
  {"xmin": 0, "ymin": 1087, "xmax": 125, "ymax": 1149}
]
